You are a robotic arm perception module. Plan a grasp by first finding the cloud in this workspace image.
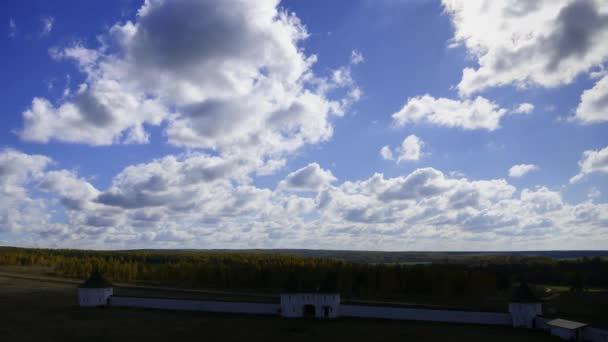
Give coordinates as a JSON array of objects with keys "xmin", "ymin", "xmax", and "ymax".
[
  {"xmin": 570, "ymin": 145, "xmax": 608, "ymax": 183},
  {"xmin": 350, "ymin": 50, "xmax": 364, "ymax": 64},
  {"xmin": 2, "ymin": 149, "xmax": 608, "ymax": 250},
  {"xmin": 95, "ymin": 153, "xmax": 247, "ymax": 209},
  {"xmin": 0, "ymin": 149, "xmax": 52, "ymax": 232},
  {"xmin": 0, "ymin": 149, "xmax": 51, "ymax": 201},
  {"xmin": 575, "ymin": 74, "xmax": 608, "ymax": 123},
  {"xmin": 279, "ymin": 163, "xmax": 336, "ymax": 192},
  {"xmin": 20, "ymin": 0, "xmax": 359, "ymax": 173},
  {"xmin": 443, "ymin": 0, "xmax": 608, "ymax": 96},
  {"xmin": 398, "ymin": 135, "xmax": 424, "ymax": 162},
  {"xmin": 20, "ymin": 82, "xmax": 167, "ymax": 145},
  {"xmin": 588, "ymin": 187, "xmax": 601, "ymax": 199},
  {"xmin": 39, "ymin": 170, "xmax": 99, "ymax": 210},
  {"xmin": 514, "ymin": 103, "xmax": 535, "ymax": 114},
  {"xmin": 392, "ymin": 94, "xmax": 507, "ymax": 130},
  {"xmin": 509, "ymin": 164, "xmax": 539, "ymax": 178},
  {"xmin": 381, "ymin": 135, "xmax": 424, "ymax": 162},
  {"xmin": 8, "ymin": 19, "xmax": 16, "ymax": 38},
  {"xmin": 40, "ymin": 16, "xmax": 55, "ymax": 37},
  {"xmin": 520, "ymin": 187, "xmax": 563, "ymax": 213},
  {"xmin": 380, "ymin": 145, "xmax": 393, "ymax": 160}
]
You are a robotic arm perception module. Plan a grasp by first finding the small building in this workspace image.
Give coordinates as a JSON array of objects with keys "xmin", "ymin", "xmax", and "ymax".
[
  {"xmin": 546, "ymin": 319, "xmax": 587, "ymax": 341},
  {"xmin": 78, "ymin": 270, "xmax": 113, "ymax": 307},
  {"xmin": 280, "ymin": 293, "xmax": 340, "ymax": 319},
  {"xmin": 508, "ymin": 282, "xmax": 542, "ymax": 328}
]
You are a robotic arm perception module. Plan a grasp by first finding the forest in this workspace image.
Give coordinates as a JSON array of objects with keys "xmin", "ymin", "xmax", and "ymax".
[{"xmin": 1, "ymin": 247, "xmax": 606, "ymax": 299}]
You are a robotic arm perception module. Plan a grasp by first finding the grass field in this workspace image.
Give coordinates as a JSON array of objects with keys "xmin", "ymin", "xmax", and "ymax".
[{"xmin": 0, "ymin": 274, "xmax": 563, "ymax": 342}]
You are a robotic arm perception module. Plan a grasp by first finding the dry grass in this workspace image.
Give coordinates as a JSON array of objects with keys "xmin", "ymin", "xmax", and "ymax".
[{"xmin": 0, "ymin": 275, "xmax": 563, "ymax": 342}]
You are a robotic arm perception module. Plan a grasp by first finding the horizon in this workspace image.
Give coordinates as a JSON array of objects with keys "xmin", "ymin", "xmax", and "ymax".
[
  {"xmin": 1, "ymin": 0, "xmax": 607, "ymax": 251},
  {"xmin": 2, "ymin": 245, "xmax": 608, "ymax": 254}
]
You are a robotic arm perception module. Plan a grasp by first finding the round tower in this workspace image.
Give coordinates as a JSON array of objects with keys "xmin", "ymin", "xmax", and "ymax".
[
  {"xmin": 508, "ymin": 282, "xmax": 542, "ymax": 328},
  {"xmin": 78, "ymin": 270, "xmax": 113, "ymax": 307}
]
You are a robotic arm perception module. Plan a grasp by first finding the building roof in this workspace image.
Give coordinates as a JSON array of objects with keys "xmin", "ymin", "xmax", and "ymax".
[
  {"xmin": 546, "ymin": 318, "xmax": 587, "ymax": 330},
  {"xmin": 79, "ymin": 270, "xmax": 112, "ymax": 288},
  {"xmin": 509, "ymin": 282, "xmax": 540, "ymax": 303}
]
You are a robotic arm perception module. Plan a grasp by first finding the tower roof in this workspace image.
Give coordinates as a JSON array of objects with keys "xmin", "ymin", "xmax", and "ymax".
[
  {"xmin": 509, "ymin": 282, "xmax": 540, "ymax": 303},
  {"xmin": 79, "ymin": 270, "xmax": 112, "ymax": 288}
]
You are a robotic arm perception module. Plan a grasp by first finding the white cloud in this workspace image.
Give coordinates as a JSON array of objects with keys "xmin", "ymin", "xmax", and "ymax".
[
  {"xmin": 509, "ymin": 164, "xmax": 539, "ymax": 178},
  {"xmin": 20, "ymin": 0, "xmax": 359, "ymax": 172},
  {"xmin": 588, "ymin": 187, "xmax": 601, "ymax": 199},
  {"xmin": 279, "ymin": 163, "xmax": 336, "ymax": 192},
  {"xmin": 1, "ymin": 149, "xmax": 607, "ymax": 250},
  {"xmin": 398, "ymin": 135, "xmax": 423, "ymax": 162},
  {"xmin": 0, "ymin": 149, "xmax": 50, "ymax": 196},
  {"xmin": 0, "ymin": 149, "xmax": 53, "ymax": 233},
  {"xmin": 392, "ymin": 94, "xmax": 507, "ymax": 130},
  {"xmin": 8, "ymin": 19, "xmax": 16, "ymax": 38},
  {"xmin": 39, "ymin": 170, "xmax": 99, "ymax": 210},
  {"xmin": 21, "ymin": 81, "xmax": 167, "ymax": 145},
  {"xmin": 575, "ymin": 74, "xmax": 608, "ymax": 123},
  {"xmin": 570, "ymin": 145, "xmax": 608, "ymax": 183},
  {"xmin": 380, "ymin": 145, "xmax": 393, "ymax": 160},
  {"xmin": 380, "ymin": 135, "xmax": 424, "ymax": 163},
  {"xmin": 514, "ymin": 103, "xmax": 535, "ymax": 114},
  {"xmin": 350, "ymin": 50, "xmax": 364, "ymax": 64},
  {"xmin": 443, "ymin": 0, "xmax": 608, "ymax": 96},
  {"xmin": 520, "ymin": 187, "xmax": 563, "ymax": 213},
  {"xmin": 40, "ymin": 16, "xmax": 55, "ymax": 37}
]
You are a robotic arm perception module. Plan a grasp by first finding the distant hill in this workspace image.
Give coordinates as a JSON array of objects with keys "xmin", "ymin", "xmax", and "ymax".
[
  {"xmin": 93, "ymin": 248, "xmax": 608, "ymax": 264},
  {"xmin": 2, "ymin": 246, "xmax": 607, "ymax": 264},
  {"xmin": 212, "ymin": 249, "xmax": 608, "ymax": 264}
]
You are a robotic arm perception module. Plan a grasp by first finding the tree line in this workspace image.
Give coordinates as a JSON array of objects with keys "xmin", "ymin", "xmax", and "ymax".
[{"xmin": 0, "ymin": 247, "xmax": 606, "ymax": 298}]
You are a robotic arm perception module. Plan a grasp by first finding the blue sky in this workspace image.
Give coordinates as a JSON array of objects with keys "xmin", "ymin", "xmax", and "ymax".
[{"xmin": 1, "ymin": 0, "xmax": 607, "ymax": 250}]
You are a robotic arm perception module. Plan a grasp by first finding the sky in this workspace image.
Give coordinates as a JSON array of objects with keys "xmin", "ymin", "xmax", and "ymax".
[{"xmin": 1, "ymin": 0, "xmax": 607, "ymax": 251}]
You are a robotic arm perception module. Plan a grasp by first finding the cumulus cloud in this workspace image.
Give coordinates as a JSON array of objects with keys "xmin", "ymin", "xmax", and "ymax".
[
  {"xmin": 392, "ymin": 94, "xmax": 508, "ymax": 130},
  {"xmin": 1, "ymin": 148, "xmax": 607, "ymax": 250},
  {"xmin": 95, "ymin": 153, "xmax": 248, "ymax": 209},
  {"xmin": 443, "ymin": 0, "xmax": 608, "ymax": 96},
  {"xmin": 0, "ymin": 149, "xmax": 52, "ymax": 232},
  {"xmin": 575, "ymin": 74, "xmax": 608, "ymax": 123},
  {"xmin": 398, "ymin": 135, "xmax": 424, "ymax": 162},
  {"xmin": 279, "ymin": 163, "xmax": 336, "ymax": 192},
  {"xmin": 20, "ymin": 0, "xmax": 359, "ymax": 172},
  {"xmin": 520, "ymin": 187, "xmax": 563, "ymax": 213},
  {"xmin": 509, "ymin": 164, "xmax": 539, "ymax": 178},
  {"xmin": 570, "ymin": 145, "xmax": 608, "ymax": 183},
  {"xmin": 39, "ymin": 170, "xmax": 99, "ymax": 210},
  {"xmin": 380, "ymin": 145, "xmax": 393, "ymax": 160},
  {"xmin": 315, "ymin": 168, "xmax": 608, "ymax": 249},
  {"xmin": 514, "ymin": 103, "xmax": 535, "ymax": 114},
  {"xmin": 21, "ymin": 81, "xmax": 167, "ymax": 145},
  {"xmin": 381, "ymin": 135, "xmax": 424, "ymax": 162}
]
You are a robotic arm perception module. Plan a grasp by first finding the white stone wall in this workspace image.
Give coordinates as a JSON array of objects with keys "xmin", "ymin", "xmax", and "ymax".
[
  {"xmin": 341, "ymin": 304, "xmax": 512, "ymax": 325},
  {"xmin": 280, "ymin": 293, "xmax": 340, "ymax": 319},
  {"xmin": 509, "ymin": 303, "xmax": 542, "ymax": 328},
  {"xmin": 110, "ymin": 296, "xmax": 279, "ymax": 315},
  {"xmin": 78, "ymin": 287, "xmax": 113, "ymax": 307}
]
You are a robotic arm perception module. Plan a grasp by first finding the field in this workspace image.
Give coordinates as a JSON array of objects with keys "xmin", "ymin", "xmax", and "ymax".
[{"xmin": 0, "ymin": 274, "xmax": 562, "ymax": 342}]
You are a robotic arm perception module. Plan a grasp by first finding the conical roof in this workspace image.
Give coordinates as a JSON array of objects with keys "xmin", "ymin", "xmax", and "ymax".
[
  {"xmin": 509, "ymin": 282, "xmax": 540, "ymax": 303},
  {"xmin": 79, "ymin": 270, "xmax": 112, "ymax": 288}
]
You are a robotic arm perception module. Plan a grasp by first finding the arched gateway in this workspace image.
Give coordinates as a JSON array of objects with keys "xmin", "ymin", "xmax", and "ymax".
[{"xmin": 280, "ymin": 293, "xmax": 340, "ymax": 319}]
